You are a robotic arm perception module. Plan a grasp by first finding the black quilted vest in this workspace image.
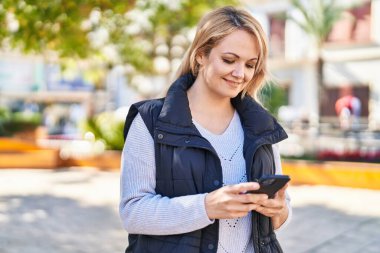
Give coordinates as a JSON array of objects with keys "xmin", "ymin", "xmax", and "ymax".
[{"xmin": 123, "ymin": 74, "xmax": 288, "ymax": 253}]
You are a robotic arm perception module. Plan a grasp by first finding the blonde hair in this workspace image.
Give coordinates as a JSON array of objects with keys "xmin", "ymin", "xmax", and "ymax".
[{"xmin": 176, "ymin": 6, "xmax": 269, "ymax": 101}]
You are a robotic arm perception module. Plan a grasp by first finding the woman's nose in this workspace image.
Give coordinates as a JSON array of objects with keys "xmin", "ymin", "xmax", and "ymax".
[{"xmin": 232, "ymin": 64, "xmax": 244, "ymax": 79}]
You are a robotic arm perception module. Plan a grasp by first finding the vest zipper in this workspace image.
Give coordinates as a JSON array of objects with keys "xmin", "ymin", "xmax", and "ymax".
[
  {"xmin": 255, "ymin": 212, "xmax": 261, "ymax": 253},
  {"xmin": 248, "ymin": 142, "xmax": 263, "ymax": 253}
]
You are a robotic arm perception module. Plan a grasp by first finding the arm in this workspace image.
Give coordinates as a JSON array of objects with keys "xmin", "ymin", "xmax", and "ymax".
[{"xmin": 119, "ymin": 113, "xmax": 213, "ymax": 235}]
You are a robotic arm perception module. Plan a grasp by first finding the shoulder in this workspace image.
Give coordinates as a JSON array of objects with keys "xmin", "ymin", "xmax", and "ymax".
[
  {"xmin": 130, "ymin": 98, "xmax": 165, "ymax": 116},
  {"xmin": 124, "ymin": 112, "xmax": 154, "ymax": 147},
  {"xmin": 123, "ymin": 98, "xmax": 164, "ymax": 140},
  {"xmin": 137, "ymin": 98, "xmax": 164, "ymax": 110}
]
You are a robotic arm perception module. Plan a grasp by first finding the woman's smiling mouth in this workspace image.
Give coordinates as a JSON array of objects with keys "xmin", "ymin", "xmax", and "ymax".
[{"xmin": 223, "ymin": 78, "xmax": 242, "ymax": 87}]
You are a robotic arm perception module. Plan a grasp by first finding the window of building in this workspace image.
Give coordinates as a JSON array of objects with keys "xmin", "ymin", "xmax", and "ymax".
[
  {"xmin": 268, "ymin": 13, "xmax": 286, "ymax": 58},
  {"xmin": 327, "ymin": 1, "xmax": 371, "ymax": 44},
  {"xmin": 320, "ymin": 85, "xmax": 369, "ymax": 119}
]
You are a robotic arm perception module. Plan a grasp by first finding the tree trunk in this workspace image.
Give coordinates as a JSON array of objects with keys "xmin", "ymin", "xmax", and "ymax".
[{"xmin": 317, "ymin": 55, "xmax": 327, "ymax": 119}]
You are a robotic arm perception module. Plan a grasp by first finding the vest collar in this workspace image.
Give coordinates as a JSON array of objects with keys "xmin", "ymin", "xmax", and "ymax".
[
  {"xmin": 157, "ymin": 73, "xmax": 287, "ymax": 141},
  {"xmin": 157, "ymin": 73, "xmax": 195, "ymax": 128}
]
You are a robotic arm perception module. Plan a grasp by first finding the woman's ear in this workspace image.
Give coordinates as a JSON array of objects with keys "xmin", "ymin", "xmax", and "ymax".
[{"xmin": 195, "ymin": 52, "xmax": 205, "ymax": 66}]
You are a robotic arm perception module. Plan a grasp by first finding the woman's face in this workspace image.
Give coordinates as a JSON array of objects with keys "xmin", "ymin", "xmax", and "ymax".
[{"xmin": 197, "ymin": 29, "xmax": 259, "ymax": 99}]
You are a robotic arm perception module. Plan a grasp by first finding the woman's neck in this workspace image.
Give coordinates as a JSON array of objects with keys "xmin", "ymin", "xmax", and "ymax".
[
  {"xmin": 187, "ymin": 77, "xmax": 235, "ymax": 135},
  {"xmin": 187, "ymin": 77, "xmax": 234, "ymax": 117}
]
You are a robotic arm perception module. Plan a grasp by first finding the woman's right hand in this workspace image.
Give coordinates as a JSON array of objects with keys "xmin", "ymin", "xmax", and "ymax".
[{"xmin": 204, "ymin": 182, "xmax": 268, "ymax": 219}]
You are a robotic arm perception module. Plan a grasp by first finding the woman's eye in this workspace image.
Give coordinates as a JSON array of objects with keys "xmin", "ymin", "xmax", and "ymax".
[
  {"xmin": 246, "ymin": 64, "xmax": 255, "ymax": 69},
  {"xmin": 222, "ymin": 58, "xmax": 234, "ymax": 64}
]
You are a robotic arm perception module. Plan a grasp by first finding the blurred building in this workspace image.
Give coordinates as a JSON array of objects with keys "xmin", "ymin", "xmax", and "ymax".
[
  {"xmin": 1, "ymin": 0, "xmax": 379, "ymax": 161},
  {"xmin": 0, "ymin": 51, "xmax": 139, "ymax": 138},
  {"xmin": 244, "ymin": 0, "xmax": 380, "ymax": 160},
  {"xmin": 247, "ymin": 0, "xmax": 380, "ymax": 131}
]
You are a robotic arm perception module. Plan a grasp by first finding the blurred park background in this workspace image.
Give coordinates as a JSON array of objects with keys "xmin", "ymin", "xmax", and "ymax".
[
  {"xmin": 1, "ymin": 0, "xmax": 380, "ymax": 167},
  {"xmin": 0, "ymin": 0, "xmax": 380, "ymax": 252}
]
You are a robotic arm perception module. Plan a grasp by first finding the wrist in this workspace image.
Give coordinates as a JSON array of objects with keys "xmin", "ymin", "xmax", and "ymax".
[{"xmin": 204, "ymin": 192, "xmax": 215, "ymax": 219}]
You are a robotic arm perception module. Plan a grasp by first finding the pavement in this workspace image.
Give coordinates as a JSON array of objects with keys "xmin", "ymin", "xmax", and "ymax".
[{"xmin": 0, "ymin": 168, "xmax": 380, "ymax": 253}]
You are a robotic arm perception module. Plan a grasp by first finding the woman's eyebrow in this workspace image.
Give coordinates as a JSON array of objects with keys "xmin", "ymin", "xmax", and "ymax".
[{"xmin": 222, "ymin": 52, "xmax": 258, "ymax": 61}]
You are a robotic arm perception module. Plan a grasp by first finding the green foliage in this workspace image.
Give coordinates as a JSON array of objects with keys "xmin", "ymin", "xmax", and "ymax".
[
  {"xmin": 281, "ymin": 153, "xmax": 317, "ymax": 161},
  {"xmin": 0, "ymin": 0, "xmax": 135, "ymax": 58},
  {"xmin": 145, "ymin": 0, "xmax": 239, "ymax": 34},
  {"xmin": 261, "ymin": 81, "xmax": 288, "ymax": 116},
  {"xmin": 81, "ymin": 111, "xmax": 124, "ymax": 150},
  {"xmin": 0, "ymin": 0, "xmax": 239, "ymax": 95},
  {"xmin": 288, "ymin": 0, "xmax": 354, "ymax": 103},
  {"xmin": 0, "ymin": 0, "xmax": 238, "ymax": 73},
  {"xmin": 289, "ymin": 0, "xmax": 346, "ymax": 47},
  {"xmin": 0, "ymin": 107, "xmax": 42, "ymax": 136},
  {"xmin": 120, "ymin": 0, "xmax": 238, "ymax": 74}
]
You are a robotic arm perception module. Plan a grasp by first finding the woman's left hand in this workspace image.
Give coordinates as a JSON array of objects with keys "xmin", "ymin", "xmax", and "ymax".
[{"xmin": 255, "ymin": 184, "xmax": 289, "ymax": 229}]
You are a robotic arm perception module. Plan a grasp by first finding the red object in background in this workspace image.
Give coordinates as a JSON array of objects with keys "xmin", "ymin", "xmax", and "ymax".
[
  {"xmin": 335, "ymin": 95, "xmax": 353, "ymax": 114},
  {"xmin": 335, "ymin": 95, "xmax": 361, "ymax": 117},
  {"xmin": 317, "ymin": 150, "xmax": 380, "ymax": 162}
]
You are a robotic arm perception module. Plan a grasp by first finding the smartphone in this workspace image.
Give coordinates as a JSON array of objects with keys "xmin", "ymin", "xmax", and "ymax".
[{"xmin": 247, "ymin": 175, "xmax": 290, "ymax": 198}]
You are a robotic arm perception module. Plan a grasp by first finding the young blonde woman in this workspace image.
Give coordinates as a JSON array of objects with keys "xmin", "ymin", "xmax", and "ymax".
[{"xmin": 120, "ymin": 6, "xmax": 291, "ymax": 253}]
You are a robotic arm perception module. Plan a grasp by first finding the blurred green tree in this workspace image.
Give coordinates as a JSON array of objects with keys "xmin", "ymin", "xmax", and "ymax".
[
  {"xmin": 0, "ymin": 107, "xmax": 42, "ymax": 136},
  {"xmin": 0, "ymin": 0, "xmax": 135, "ymax": 58},
  {"xmin": 0, "ymin": 0, "xmax": 135, "ymax": 57},
  {"xmin": 0, "ymin": 0, "xmax": 238, "ymax": 89},
  {"xmin": 289, "ymin": 0, "xmax": 346, "ymax": 87},
  {"xmin": 107, "ymin": 0, "xmax": 239, "ymax": 96},
  {"xmin": 289, "ymin": 0, "xmax": 345, "ymax": 49},
  {"xmin": 288, "ymin": 0, "xmax": 351, "ymax": 115},
  {"xmin": 81, "ymin": 111, "xmax": 124, "ymax": 150},
  {"xmin": 261, "ymin": 81, "xmax": 288, "ymax": 117}
]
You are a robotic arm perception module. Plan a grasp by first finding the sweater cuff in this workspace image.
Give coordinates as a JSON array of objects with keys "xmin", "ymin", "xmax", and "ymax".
[{"xmin": 202, "ymin": 193, "xmax": 215, "ymax": 224}]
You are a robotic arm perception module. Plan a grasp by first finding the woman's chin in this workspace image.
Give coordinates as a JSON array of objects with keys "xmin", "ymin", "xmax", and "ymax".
[{"xmin": 220, "ymin": 90, "xmax": 241, "ymax": 99}]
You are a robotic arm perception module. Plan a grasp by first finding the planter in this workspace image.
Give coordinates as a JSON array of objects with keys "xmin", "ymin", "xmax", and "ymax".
[
  {"xmin": 61, "ymin": 150, "xmax": 121, "ymax": 170},
  {"xmin": 0, "ymin": 137, "xmax": 39, "ymax": 151},
  {"xmin": 0, "ymin": 137, "xmax": 60, "ymax": 169},
  {"xmin": 282, "ymin": 159, "xmax": 380, "ymax": 190},
  {"xmin": 0, "ymin": 149, "xmax": 61, "ymax": 169}
]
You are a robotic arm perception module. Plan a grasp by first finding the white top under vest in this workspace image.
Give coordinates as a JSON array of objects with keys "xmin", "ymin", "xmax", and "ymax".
[{"xmin": 119, "ymin": 111, "xmax": 291, "ymax": 253}]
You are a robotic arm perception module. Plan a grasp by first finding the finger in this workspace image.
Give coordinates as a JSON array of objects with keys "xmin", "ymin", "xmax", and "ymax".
[
  {"xmin": 231, "ymin": 203, "xmax": 260, "ymax": 217},
  {"xmin": 256, "ymin": 206, "xmax": 278, "ymax": 217},
  {"xmin": 226, "ymin": 182, "xmax": 260, "ymax": 194},
  {"xmin": 259, "ymin": 199, "xmax": 285, "ymax": 209},
  {"xmin": 279, "ymin": 183, "xmax": 289, "ymax": 194},
  {"xmin": 238, "ymin": 193, "xmax": 268, "ymax": 204},
  {"xmin": 219, "ymin": 202, "xmax": 259, "ymax": 218},
  {"xmin": 276, "ymin": 183, "xmax": 289, "ymax": 199},
  {"xmin": 234, "ymin": 203, "xmax": 260, "ymax": 212}
]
